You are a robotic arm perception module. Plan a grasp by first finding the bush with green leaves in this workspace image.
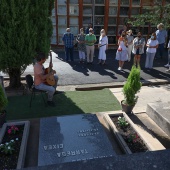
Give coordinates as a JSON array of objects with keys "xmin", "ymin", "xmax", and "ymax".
[
  {"xmin": 0, "ymin": 0, "xmax": 54, "ymax": 87},
  {"xmin": 128, "ymin": 4, "xmax": 170, "ymax": 29},
  {"xmin": 0, "ymin": 85, "xmax": 8, "ymax": 113},
  {"xmin": 122, "ymin": 66, "xmax": 142, "ymax": 106},
  {"xmin": 0, "ymin": 139, "xmax": 16, "ymax": 155}
]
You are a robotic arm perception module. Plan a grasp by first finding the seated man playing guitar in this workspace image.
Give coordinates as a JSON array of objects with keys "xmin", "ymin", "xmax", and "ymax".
[{"xmin": 34, "ymin": 52, "xmax": 59, "ymax": 107}]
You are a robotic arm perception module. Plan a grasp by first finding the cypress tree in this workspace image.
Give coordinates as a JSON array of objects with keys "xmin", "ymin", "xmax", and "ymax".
[
  {"xmin": 0, "ymin": 0, "xmax": 54, "ymax": 88},
  {"xmin": 123, "ymin": 66, "xmax": 142, "ymax": 106}
]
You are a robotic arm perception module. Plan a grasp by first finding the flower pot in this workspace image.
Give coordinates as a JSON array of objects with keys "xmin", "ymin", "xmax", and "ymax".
[
  {"xmin": 0, "ymin": 110, "xmax": 6, "ymax": 128},
  {"xmin": 121, "ymin": 100, "xmax": 135, "ymax": 115},
  {"xmin": 104, "ymin": 112, "xmax": 165, "ymax": 154},
  {"xmin": 0, "ymin": 121, "xmax": 30, "ymax": 169}
]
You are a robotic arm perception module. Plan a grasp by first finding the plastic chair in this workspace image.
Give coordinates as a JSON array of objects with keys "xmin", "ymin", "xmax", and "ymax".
[{"xmin": 25, "ymin": 74, "xmax": 46, "ymax": 107}]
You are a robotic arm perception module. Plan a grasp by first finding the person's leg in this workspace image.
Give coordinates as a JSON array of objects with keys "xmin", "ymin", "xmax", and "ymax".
[
  {"xmin": 82, "ymin": 51, "xmax": 86, "ymax": 62},
  {"xmin": 90, "ymin": 45, "xmax": 94, "ymax": 63},
  {"xmin": 166, "ymin": 50, "xmax": 170, "ymax": 66},
  {"xmin": 155, "ymin": 45, "xmax": 160, "ymax": 59},
  {"xmin": 121, "ymin": 61, "xmax": 124, "ymax": 69},
  {"xmin": 79, "ymin": 51, "xmax": 82, "ymax": 61},
  {"xmin": 134, "ymin": 55, "xmax": 137, "ymax": 66},
  {"xmin": 118, "ymin": 60, "xmax": 121, "ymax": 70},
  {"xmin": 65, "ymin": 47, "xmax": 69, "ymax": 61},
  {"xmin": 128, "ymin": 44, "xmax": 132, "ymax": 61},
  {"xmin": 86, "ymin": 46, "xmax": 90, "ymax": 63},
  {"xmin": 159, "ymin": 43, "xmax": 164, "ymax": 58},
  {"xmin": 145, "ymin": 52, "xmax": 150, "ymax": 68},
  {"xmin": 53, "ymin": 75, "xmax": 59, "ymax": 89},
  {"xmin": 149, "ymin": 53, "xmax": 155, "ymax": 69},
  {"xmin": 137, "ymin": 55, "xmax": 141, "ymax": 67},
  {"xmin": 168, "ymin": 51, "xmax": 170, "ymax": 64},
  {"xmin": 102, "ymin": 47, "xmax": 106, "ymax": 64},
  {"xmin": 35, "ymin": 83, "xmax": 55, "ymax": 101},
  {"xmin": 70, "ymin": 47, "xmax": 74, "ymax": 61},
  {"xmin": 166, "ymin": 66, "xmax": 170, "ymax": 72}
]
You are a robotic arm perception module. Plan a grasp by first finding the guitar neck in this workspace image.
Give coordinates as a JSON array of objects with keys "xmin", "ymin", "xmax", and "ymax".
[{"xmin": 49, "ymin": 51, "xmax": 52, "ymax": 72}]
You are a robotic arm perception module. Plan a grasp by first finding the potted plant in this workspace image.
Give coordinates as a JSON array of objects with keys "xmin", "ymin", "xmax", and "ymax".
[
  {"xmin": 121, "ymin": 65, "xmax": 142, "ymax": 114},
  {"xmin": 0, "ymin": 84, "xmax": 8, "ymax": 127}
]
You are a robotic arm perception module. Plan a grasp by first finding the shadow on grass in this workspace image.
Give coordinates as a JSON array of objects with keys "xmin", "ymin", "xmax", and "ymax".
[{"xmin": 6, "ymin": 89, "xmax": 121, "ymax": 121}]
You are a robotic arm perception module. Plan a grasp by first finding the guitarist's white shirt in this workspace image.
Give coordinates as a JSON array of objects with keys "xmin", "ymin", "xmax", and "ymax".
[{"xmin": 34, "ymin": 63, "xmax": 45, "ymax": 85}]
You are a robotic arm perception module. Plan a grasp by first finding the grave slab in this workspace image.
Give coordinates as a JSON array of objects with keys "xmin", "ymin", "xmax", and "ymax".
[
  {"xmin": 38, "ymin": 114, "xmax": 116, "ymax": 166},
  {"xmin": 146, "ymin": 101, "xmax": 170, "ymax": 136}
]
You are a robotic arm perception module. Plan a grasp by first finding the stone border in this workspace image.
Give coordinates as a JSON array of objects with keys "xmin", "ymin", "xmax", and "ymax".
[
  {"xmin": 0, "ymin": 121, "xmax": 30, "ymax": 169},
  {"xmin": 146, "ymin": 102, "xmax": 170, "ymax": 137},
  {"xmin": 104, "ymin": 112, "xmax": 165, "ymax": 154}
]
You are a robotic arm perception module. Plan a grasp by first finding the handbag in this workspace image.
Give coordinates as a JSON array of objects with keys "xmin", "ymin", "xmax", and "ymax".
[{"xmin": 118, "ymin": 47, "xmax": 122, "ymax": 51}]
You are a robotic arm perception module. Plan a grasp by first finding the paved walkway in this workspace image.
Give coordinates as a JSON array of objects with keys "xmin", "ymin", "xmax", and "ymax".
[
  {"xmin": 110, "ymin": 84, "xmax": 170, "ymax": 113},
  {"xmin": 1, "ymin": 49, "xmax": 170, "ymax": 86}
]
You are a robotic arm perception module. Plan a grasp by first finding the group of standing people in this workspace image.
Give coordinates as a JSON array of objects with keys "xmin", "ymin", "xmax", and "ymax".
[
  {"xmin": 116, "ymin": 23, "xmax": 169, "ymax": 71},
  {"xmin": 62, "ymin": 23, "xmax": 169, "ymax": 72},
  {"xmin": 62, "ymin": 23, "xmax": 108, "ymax": 66}
]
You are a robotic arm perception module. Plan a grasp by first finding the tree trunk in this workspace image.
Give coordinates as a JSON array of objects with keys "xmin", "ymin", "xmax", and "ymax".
[{"xmin": 8, "ymin": 68, "xmax": 21, "ymax": 88}]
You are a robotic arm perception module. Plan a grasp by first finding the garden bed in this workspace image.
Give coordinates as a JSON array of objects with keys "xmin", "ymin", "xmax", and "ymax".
[
  {"xmin": 0, "ymin": 121, "xmax": 30, "ymax": 169},
  {"xmin": 104, "ymin": 112, "xmax": 164, "ymax": 154}
]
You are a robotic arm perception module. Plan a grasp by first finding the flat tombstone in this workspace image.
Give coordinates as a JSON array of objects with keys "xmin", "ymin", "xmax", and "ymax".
[{"xmin": 38, "ymin": 114, "xmax": 116, "ymax": 166}]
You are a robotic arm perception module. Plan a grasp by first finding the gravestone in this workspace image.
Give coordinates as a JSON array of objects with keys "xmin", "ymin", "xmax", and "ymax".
[
  {"xmin": 146, "ymin": 101, "xmax": 170, "ymax": 137},
  {"xmin": 38, "ymin": 114, "xmax": 116, "ymax": 166}
]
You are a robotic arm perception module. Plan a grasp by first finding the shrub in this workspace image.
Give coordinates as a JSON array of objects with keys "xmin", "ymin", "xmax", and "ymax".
[{"xmin": 122, "ymin": 66, "xmax": 142, "ymax": 106}]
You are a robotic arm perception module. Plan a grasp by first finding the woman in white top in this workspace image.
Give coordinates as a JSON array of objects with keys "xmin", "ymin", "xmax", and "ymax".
[
  {"xmin": 98, "ymin": 29, "xmax": 108, "ymax": 65},
  {"xmin": 132, "ymin": 32, "xmax": 145, "ymax": 67},
  {"xmin": 145, "ymin": 33, "xmax": 159, "ymax": 69},
  {"xmin": 126, "ymin": 30, "xmax": 134, "ymax": 62},
  {"xmin": 116, "ymin": 31, "xmax": 128, "ymax": 70}
]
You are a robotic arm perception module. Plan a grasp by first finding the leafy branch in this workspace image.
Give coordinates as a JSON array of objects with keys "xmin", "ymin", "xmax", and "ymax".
[{"xmin": 128, "ymin": 4, "xmax": 170, "ymax": 29}]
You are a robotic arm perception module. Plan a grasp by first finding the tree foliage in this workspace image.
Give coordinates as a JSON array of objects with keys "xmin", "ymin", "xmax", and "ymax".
[
  {"xmin": 123, "ymin": 66, "xmax": 142, "ymax": 106},
  {"xmin": 128, "ymin": 4, "xmax": 170, "ymax": 29},
  {"xmin": 0, "ymin": 0, "xmax": 54, "ymax": 87},
  {"xmin": 0, "ymin": 85, "xmax": 8, "ymax": 112}
]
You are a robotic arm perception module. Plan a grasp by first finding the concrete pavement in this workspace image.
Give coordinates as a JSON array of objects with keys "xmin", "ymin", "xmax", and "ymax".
[{"xmin": 1, "ymin": 49, "xmax": 170, "ymax": 86}]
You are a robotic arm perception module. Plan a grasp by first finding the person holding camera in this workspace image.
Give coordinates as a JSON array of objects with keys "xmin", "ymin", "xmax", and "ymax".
[{"xmin": 132, "ymin": 32, "xmax": 145, "ymax": 67}]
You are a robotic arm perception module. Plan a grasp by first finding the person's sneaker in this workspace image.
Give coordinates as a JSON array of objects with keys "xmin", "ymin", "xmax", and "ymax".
[
  {"xmin": 47, "ymin": 101, "xmax": 56, "ymax": 107},
  {"xmin": 164, "ymin": 64, "xmax": 170, "ymax": 67},
  {"xmin": 165, "ymin": 69, "xmax": 170, "ymax": 73},
  {"xmin": 54, "ymin": 90, "xmax": 64, "ymax": 95},
  {"xmin": 118, "ymin": 67, "xmax": 121, "ymax": 70}
]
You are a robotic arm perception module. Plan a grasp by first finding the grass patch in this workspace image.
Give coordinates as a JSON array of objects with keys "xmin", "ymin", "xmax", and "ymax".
[{"xmin": 6, "ymin": 88, "xmax": 121, "ymax": 120}]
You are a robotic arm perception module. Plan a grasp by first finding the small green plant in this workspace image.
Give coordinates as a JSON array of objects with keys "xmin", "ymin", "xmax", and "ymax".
[
  {"xmin": 122, "ymin": 66, "xmax": 142, "ymax": 106},
  {"xmin": 0, "ymin": 140, "xmax": 15, "ymax": 154},
  {"xmin": 117, "ymin": 116, "xmax": 128, "ymax": 127},
  {"xmin": 127, "ymin": 133, "xmax": 139, "ymax": 143},
  {"xmin": 0, "ymin": 85, "xmax": 8, "ymax": 113}
]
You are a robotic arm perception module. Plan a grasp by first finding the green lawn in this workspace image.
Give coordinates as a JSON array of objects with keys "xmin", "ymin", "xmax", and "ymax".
[{"xmin": 6, "ymin": 88, "xmax": 121, "ymax": 120}]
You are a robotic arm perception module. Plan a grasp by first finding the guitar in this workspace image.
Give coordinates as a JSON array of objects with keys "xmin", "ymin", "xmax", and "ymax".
[{"xmin": 45, "ymin": 51, "xmax": 55, "ymax": 86}]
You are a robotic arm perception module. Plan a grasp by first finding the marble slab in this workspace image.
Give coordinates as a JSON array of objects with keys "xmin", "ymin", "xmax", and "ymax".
[{"xmin": 38, "ymin": 114, "xmax": 116, "ymax": 166}]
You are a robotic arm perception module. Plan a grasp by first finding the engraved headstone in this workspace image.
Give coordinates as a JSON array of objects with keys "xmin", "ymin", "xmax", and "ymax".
[{"xmin": 38, "ymin": 114, "xmax": 116, "ymax": 166}]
